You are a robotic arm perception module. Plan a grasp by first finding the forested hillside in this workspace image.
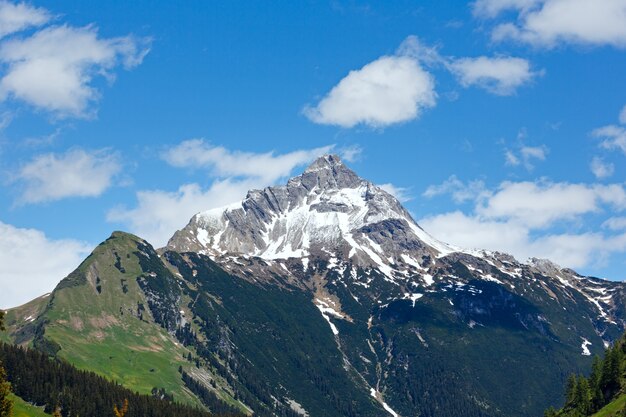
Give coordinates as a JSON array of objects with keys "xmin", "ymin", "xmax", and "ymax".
[
  {"xmin": 0, "ymin": 342, "xmax": 243, "ymax": 417},
  {"xmin": 547, "ymin": 333, "xmax": 626, "ymax": 417}
]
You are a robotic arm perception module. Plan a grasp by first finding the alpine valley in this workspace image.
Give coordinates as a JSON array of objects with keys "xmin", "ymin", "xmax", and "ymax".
[{"xmin": 3, "ymin": 155, "xmax": 626, "ymax": 417}]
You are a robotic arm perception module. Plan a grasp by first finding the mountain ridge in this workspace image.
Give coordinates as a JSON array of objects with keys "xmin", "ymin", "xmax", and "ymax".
[{"xmin": 3, "ymin": 154, "xmax": 626, "ymax": 417}]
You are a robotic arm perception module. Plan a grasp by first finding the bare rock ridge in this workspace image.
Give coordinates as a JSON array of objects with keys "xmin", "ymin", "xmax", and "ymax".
[{"xmin": 167, "ymin": 154, "xmax": 452, "ymax": 271}]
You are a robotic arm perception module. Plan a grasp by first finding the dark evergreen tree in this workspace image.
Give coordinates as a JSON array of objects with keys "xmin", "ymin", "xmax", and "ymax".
[
  {"xmin": 0, "ymin": 342, "xmax": 243, "ymax": 417},
  {"xmin": 0, "ymin": 312, "xmax": 12, "ymax": 417},
  {"xmin": 548, "ymin": 332, "xmax": 626, "ymax": 416}
]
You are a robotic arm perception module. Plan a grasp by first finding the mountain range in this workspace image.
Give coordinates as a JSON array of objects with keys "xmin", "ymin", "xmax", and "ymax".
[{"xmin": 2, "ymin": 155, "xmax": 626, "ymax": 417}]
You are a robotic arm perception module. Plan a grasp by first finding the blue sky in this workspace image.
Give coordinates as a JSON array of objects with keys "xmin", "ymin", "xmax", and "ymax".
[{"xmin": 1, "ymin": 0, "xmax": 626, "ymax": 307}]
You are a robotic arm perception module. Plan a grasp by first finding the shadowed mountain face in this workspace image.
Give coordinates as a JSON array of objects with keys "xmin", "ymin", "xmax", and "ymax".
[{"xmin": 4, "ymin": 155, "xmax": 626, "ymax": 417}]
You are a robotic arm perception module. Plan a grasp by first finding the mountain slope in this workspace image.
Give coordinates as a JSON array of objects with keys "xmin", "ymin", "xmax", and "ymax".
[
  {"xmin": 546, "ymin": 331, "xmax": 626, "ymax": 417},
  {"xmin": 4, "ymin": 154, "xmax": 626, "ymax": 417},
  {"xmin": 2, "ymin": 231, "xmax": 246, "ymax": 414}
]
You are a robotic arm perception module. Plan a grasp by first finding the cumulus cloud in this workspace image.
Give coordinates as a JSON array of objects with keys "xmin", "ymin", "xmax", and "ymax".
[
  {"xmin": 108, "ymin": 179, "xmax": 260, "ymax": 247},
  {"xmin": 590, "ymin": 156, "xmax": 615, "ymax": 179},
  {"xmin": 476, "ymin": 0, "xmax": 626, "ymax": 48},
  {"xmin": 0, "ymin": 0, "xmax": 50, "ymax": 38},
  {"xmin": 421, "ymin": 178, "xmax": 626, "ymax": 270},
  {"xmin": 111, "ymin": 144, "xmax": 341, "ymax": 246},
  {"xmin": 303, "ymin": 36, "xmax": 540, "ymax": 127},
  {"xmin": 162, "ymin": 140, "xmax": 334, "ymax": 182},
  {"xmin": 477, "ymin": 181, "xmax": 626, "ymax": 228},
  {"xmin": 0, "ymin": 221, "xmax": 90, "ymax": 308},
  {"xmin": 449, "ymin": 56, "xmax": 541, "ymax": 95},
  {"xmin": 303, "ymin": 54, "xmax": 436, "ymax": 128},
  {"xmin": 14, "ymin": 148, "xmax": 121, "ymax": 204},
  {"xmin": 0, "ymin": 5, "xmax": 150, "ymax": 118}
]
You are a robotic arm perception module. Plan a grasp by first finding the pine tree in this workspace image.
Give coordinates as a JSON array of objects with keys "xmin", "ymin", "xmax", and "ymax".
[
  {"xmin": 565, "ymin": 374, "xmax": 577, "ymax": 407},
  {"xmin": 589, "ymin": 355, "xmax": 604, "ymax": 411},
  {"xmin": 0, "ymin": 365, "xmax": 11, "ymax": 417},
  {"xmin": 544, "ymin": 406, "xmax": 557, "ymax": 417},
  {"xmin": 574, "ymin": 376, "xmax": 591, "ymax": 415},
  {"xmin": 0, "ymin": 310, "xmax": 12, "ymax": 417}
]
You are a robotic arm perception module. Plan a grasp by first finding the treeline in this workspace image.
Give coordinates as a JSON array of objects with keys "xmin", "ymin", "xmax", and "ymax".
[
  {"xmin": 0, "ymin": 343, "xmax": 237, "ymax": 417},
  {"xmin": 545, "ymin": 336, "xmax": 626, "ymax": 416},
  {"xmin": 180, "ymin": 369, "xmax": 245, "ymax": 416}
]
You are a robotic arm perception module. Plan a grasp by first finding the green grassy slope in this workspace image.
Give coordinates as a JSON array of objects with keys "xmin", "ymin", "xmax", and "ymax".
[
  {"xmin": 38, "ymin": 232, "xmax": 199, "ymax": 404},
  {"xmin": 2, "ymin": 232, "xmax": 244, "ymax": 412},
  {"xmin": 592, "ymin": 394, "xmax": 626, "ymax": 417},
  {"xmin": 10, "ymin": 394, "xmax": 51, "ymax": 417}
]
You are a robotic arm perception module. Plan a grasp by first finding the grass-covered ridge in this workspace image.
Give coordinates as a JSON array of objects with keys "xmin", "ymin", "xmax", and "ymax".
[{"xmin": 1, "ymin": 232, "xmax": 246, "ymax": 414}]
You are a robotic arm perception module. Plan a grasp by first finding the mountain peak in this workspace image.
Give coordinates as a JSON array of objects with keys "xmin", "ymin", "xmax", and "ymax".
[
  {"xmin": 289, "ymin": 153, "xmax": 360, "ymax": 191},
  {"xmin": 167, "ymin": 156, "xmax": 454, "ymax": 272},
  {"xmin": 303, "ymin": 154, "xmax": 344, "ymax": 173}
]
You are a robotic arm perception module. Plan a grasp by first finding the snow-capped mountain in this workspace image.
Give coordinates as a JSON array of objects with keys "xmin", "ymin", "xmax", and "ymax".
[
  {"xmin": 168, "ymin": 154, "xmax": 453, "ymax": 268},
  {"xmin": 168, "ymin": 155, "xmax": 624, "ymax": 336},
  {"xmin": 8, "ymin": 155, "xmax": 626, "ymax": 417}
]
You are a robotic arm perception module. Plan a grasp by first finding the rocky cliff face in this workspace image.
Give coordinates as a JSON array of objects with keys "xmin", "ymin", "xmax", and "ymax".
[{"xmin": 167, "ymin": 154, "xmax": 451, "ymax": 269}]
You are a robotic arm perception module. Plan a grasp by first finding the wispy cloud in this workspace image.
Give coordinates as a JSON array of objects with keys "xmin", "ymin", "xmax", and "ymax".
[
  {"xmin": 0, "ymin": 0, "xmax": 51, "ymax": 39},
  {"xmin": 0, "ymin": 2, "xmax": 150, "ymax": 118},
  {"xmin": 379, "ymin": 183, "xmax": 412, "ymax": 202},
  {"xmin": 449, "ymin": 56, "xmax": 542, "ymax": 96},
  {"xmin": 14, "ymin": 148, "xmax": 121, "ymax": 204},
  {"xmin": 590, "ymin": 156, "xmax": 615, "ymax": 179},
  {"xmin": 421, "ymin": 178, "xmax": 626, "ymax": 269},
  {"xmin": 474, "ymin": 0, "xmax": 626, "ymax": 48},
  {"xmin": 0, "ymin": 221, "xmax": 90, "ymax": 308}
]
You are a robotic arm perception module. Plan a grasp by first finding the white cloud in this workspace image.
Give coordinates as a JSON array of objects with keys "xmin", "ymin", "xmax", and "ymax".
[
  {"xmin": 449, "ymin": 56, "xmax": 540, "ymax": 95},
  {"xmin": 477, "ymin": 181, "xmax": 626, "ymax": 228},
  {"xmin": 423, "ymin": 175, "xmax": 488, "ymax": 203},
  {"xmin": 420, "ymin": 211, "xmax": 626, "ymax": 270},
  {"xmin": 505, "ymin": 144, "xmax": 548, "ymax": 170},
  {"xmin": 504, "ymin": 149, "xmax": 520, "ymax": 166},
  {"xmin": 593, "ymin": 125, "xmax": 626, "ymax": 154},
  {"xmin": 420, "ymin": 178, "xmax": 626, "ymax": 270},
  {"xmin": 379, "ymin": 183, "xmax": 412, "ymax": 202},
  {"xmin": 603, "ymin": 216, "xmax": 626, "ymax": 230},
  {"xmin": 0, "ymin": 1, "xmax": 50, "ymax": 39},
  {"xmin": 303, "ymin": 36, "xmax": 540, "ymax": 126},
  {"xmin": 620, "ymin": 104, "xmax": 626, "ymax": 124},
  {"xmin": 472, "ymin": 0, "xmax": 542, "ymax": 18},
  {"xmin": 0, "ymin": 221, "xmax": 90, "ymax": 308},
  {"xmin": 420, "ymin": 210, "xmax": 530, "ymax": 254},
  {"xmin": 15, "ymin": 148, "xmax": 121, "ymax": 204},
  {"xmin": 112, "ymin": 144, "xmax": 340, "ymax": 246},
  {"xmin": 590, "ymin": 156, "xmax": 615, "ymax": 179},
  {"xmin": 0, "ymin": 23, "xmax": 150, "ymax": 118},
  {"xmin": 337, "ymin": 144, "xmax": 363, "ymax": 162},
  {"xmin": 108, "ymin": 179, "xmax": 259, "ymax": 247},
  {"xmin": 303, "ymin": 54, "xmax": 436, "ymax": 128},
  {"xmin": 162, "ymin": 140, "xmax": 334, "ymax": 182},
  {"xmin": 480, "ymin": 0, "xmax": 626, "ymax": 48}
]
